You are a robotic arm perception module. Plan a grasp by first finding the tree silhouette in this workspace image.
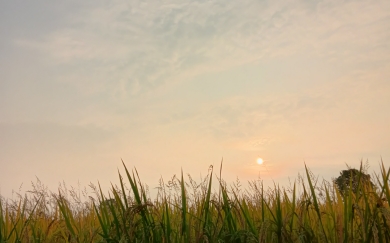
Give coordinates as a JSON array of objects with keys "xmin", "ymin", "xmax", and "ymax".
[{"xmin": 334, "ymin": 168, "xmax": 375, "ymax": 197}]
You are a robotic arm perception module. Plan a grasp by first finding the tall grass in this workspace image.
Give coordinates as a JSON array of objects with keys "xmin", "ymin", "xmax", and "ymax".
[{"xmin": 1, "ymin": 161, "xmax": 389, "ymax": 242}]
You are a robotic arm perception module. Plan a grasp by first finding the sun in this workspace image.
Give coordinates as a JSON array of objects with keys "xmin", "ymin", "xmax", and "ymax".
[{"xmin": 257, "ymin": 158, "xmax": 264, "ymax": 165}]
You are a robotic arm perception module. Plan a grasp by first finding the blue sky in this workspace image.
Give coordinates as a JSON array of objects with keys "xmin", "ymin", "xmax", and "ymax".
[{"xmin": 1, "ymin": 0, "xmax": 389, "ymax": 199}]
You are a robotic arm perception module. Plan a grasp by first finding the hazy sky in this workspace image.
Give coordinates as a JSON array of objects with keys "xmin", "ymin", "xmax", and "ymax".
[{"xmin": 1, "ymin": 0, "xmax": 389, "ymax": 199}]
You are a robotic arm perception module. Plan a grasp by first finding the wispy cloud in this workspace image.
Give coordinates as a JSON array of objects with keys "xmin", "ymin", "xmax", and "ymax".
[{"xmin": 11, "ymin": 0, "xmax": 389, "ymax": 100}]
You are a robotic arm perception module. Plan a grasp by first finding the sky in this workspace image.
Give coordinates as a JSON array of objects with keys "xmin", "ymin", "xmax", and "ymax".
[{"xmin": 1, "ymin": 0, "xmax": 390, "ymax": 200}]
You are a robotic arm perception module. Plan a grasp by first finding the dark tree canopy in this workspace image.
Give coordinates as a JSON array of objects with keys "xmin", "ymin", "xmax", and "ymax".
[{"xmin": 334, "ymin": 168, "xmax": 375, "ymax": 197}]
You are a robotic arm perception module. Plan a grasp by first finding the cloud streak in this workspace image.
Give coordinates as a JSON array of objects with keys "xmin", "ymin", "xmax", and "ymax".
[{"xmin": 9, "ymin": 0, "xmax": 389, "ymax": 100}]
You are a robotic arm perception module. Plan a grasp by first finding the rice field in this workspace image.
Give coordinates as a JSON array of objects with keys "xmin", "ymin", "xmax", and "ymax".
[{"xmin": 0, "ymin": 161, "xmax": 389, "ymax": 242}]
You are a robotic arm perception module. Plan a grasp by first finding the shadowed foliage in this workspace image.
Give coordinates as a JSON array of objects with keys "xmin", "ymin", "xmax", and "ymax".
[{"xmin": 334, "ymin": 167, "xmax": 375, "ymax": 197}]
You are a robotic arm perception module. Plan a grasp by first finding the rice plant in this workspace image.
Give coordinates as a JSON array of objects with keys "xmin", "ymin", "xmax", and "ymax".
[{"xmin": 0, "ymin": 161, "xmax": 389, "ymax": 242}]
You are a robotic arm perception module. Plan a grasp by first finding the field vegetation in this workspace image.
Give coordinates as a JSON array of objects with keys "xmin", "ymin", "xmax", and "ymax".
[{"xmin": 0, "ymin": 161, "xmax": 389, "ymax": 242}]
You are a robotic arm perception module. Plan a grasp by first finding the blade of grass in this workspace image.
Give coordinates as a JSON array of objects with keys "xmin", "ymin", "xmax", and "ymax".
[
  {"xmin": 231, "ymin": 189, "xmax": 257, "ymax": 239},
  {"xmin": 289, "ymin": 182, "xmax": 296, "ymax": 232},
  {"xmin": 122, "ymin": 162, "xmax": 151, "ymax": 241},
  {"xmin": 57, "ymin": 193, "xmax": 79, "ymax": 243},
  {"xmin": 304, "ymin": 163, "xmax": 328, "ymax": 243},
  {"xmin": 163, "ymin": 197, "xmax": 171, "ymax": 242},
  {"xmin": 118, "ymin": 164, "xmax": 129, "ymax": 210},
  {"xmin": 180, "ymin": 169, "xmax": 188, "ymax": 240},
  {"xmin": 202, "ymin": 166, "xmax": 213, "ymax": 237}
]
